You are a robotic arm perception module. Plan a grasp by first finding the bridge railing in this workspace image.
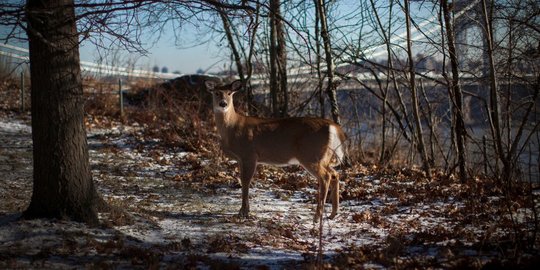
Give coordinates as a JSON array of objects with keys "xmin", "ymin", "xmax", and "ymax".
[{"xmin": 0, "ymin": 43, "xmax": 180, "ymax": 80}]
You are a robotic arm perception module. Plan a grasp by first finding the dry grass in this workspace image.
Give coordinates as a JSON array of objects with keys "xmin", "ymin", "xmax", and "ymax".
[
  {"xmin": 1, "ymin": 76, "xmax": 538, "ymax": 269},
  {"xmin": 0, "ymin": 68, "xmax": 29, "ymax": 113}
]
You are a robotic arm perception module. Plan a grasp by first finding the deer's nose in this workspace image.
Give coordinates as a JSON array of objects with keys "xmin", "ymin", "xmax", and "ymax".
[{"xmin": 219, "ymin": 100, "xmax": 228, "ymax": 107}]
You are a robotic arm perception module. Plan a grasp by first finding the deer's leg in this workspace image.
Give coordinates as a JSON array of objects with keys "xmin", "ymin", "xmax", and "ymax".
[
  {"xmin": 302, "ymin": 162, "xmax": 333, "ymax": 222},
  {"xmin": 318, "ymin": 168, "xmax": 332, "ymax": 222},
  {"xmin": 238, "ymin": 159, "xmax": 257, "ymax": 218},
  {"xmin": 304, "ymin": 164, "xmax": 331, "ymax": 223},
  {"xmin": 328, "ymin": 167, "xmax": 339, "ymax": 219}
]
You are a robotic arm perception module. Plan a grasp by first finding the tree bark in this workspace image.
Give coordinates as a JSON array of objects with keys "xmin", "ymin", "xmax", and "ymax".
[
  {"xmin": 370, "ymin": 0, "xmax": 393, "ymax": 165},
  {"xmin": 313, "ymin": 0, "xmax": 325, "ymax": 118},
  {"xmin": 441, "ymin": 0, "xmax": 468, "ymax": 183},
  {"xmin": 244, "ymin": 3, "xmax": 260, "ymax": 115},
  {"xmin": 275, "ymin": 0, "xmax": 287, "ymax": 116},
  {"xmin": 269, "ymin": 0, "xmax": 287, "ymax": 117},
  {"xmin": 315, "ymin": 0, "xmax": 340, "ymax": 124},
  {"xmin": 24, "ymin": 0, "xmax": 100, "ymax": 225},
  {"xmin": 481, "ymin": 0, "xmax": 507, "ymax": 182},
  {"xmin": 404, "ymin": 0, "xmax": 431, "ymax": 178},
  {"xmin": 219, "ymin": 9, "xmax": 251, "ymax": 113},
  {"xmin": 220, "ymin": 11, "xmax": 245, "ymax": 82}
]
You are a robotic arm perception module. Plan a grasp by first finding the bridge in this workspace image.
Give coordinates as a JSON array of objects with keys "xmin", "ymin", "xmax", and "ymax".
[
  {"xmin": 0, "ymin": 0, "xmax": 489, "ymax": 83},
  {"xmin": 0, "ymin": 43, "xmax": 179, "ymax": 80}
]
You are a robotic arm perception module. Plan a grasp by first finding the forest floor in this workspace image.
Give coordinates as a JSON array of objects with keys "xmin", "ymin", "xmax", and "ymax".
[{"xmin": 0, "ymin": 106, "xmax": 539, "ymax": 269}]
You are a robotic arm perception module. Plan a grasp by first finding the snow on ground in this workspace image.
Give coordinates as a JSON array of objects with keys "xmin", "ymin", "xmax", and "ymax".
[
  {"xmin": 0, "ymin": 118, "xmax": 32, "ymax": 132},
  {"xmin": 0, "ymin": 115, "xmax": 537, "ymax": 268},
  {"xmin": 83, "ymin": 122, "xmax": 393, "ymax": 267}
]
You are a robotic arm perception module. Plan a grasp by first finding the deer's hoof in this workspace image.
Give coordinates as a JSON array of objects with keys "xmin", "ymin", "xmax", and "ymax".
[{"xmin": 329, "ymin": 212, "xmax": 337, "ymax": 219}]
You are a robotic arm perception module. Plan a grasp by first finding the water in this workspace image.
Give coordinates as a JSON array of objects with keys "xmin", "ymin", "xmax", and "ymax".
[{"xmin": 253, "ymin": 83, "xmax": 539, "ymax": 182}]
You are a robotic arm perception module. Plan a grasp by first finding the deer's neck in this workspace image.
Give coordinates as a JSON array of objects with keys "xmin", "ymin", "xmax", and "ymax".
[{"xmin": 214, "ymin": 108, "xmax": 242, "ymax": 133}]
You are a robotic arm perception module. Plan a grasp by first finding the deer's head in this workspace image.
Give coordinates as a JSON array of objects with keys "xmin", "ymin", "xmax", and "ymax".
[{"xmin": 205, "ymin": 80, "xmax": 242, "ymax": 113}]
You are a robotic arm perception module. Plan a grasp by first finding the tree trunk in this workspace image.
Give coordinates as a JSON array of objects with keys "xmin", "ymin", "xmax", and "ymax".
[
  {"xmin": 244, "ymin": 3, "xmax": 260, "ymax": 115},
  {"xmin": 220, "ymin": 11, "xmax": 245, "ymax": 82},
  {"xmin": 315, "ymin": 0, "xmax": 340, "ymax": 124},
  {"xmin": 404, "ymin": 0, "xmax": 431, "ymax": 178},
  {"xmin": 269, "ymin": 0, "xmax": 287, "ymax": 117},
  {"xmin": 370, "ymin": 0, "xmax": 393, "ymax": 165},
  {"xmin": 313, "ymin": 0, "xmax": 325, "ymax": 118},
  {"xmin": 269, "ymin": 0, "xmax": 279, "ymax": 116},
  {"xmin": 441, "ymin": 0, "xmax": 468, "ymax": 183},
  {"xmin": 275, "ymin": 0, "xmax": 287, "ymax": 116},
  {"xmin": 219, "ymin": 9, "xmax": 250, "ymax": 112},
  {"xmin": 481, "ymin": 0, "xmax": 507, "ymax": 182},
  {"xmin": 24, "ymin": 0, "xmax": 100, "ymax": 225}
]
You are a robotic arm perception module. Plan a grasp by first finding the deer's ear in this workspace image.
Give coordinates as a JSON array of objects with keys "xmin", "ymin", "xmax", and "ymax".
[
  {"xmin": 205, "ymin": 80, "xmax": 216, "ymax": 92},
  {"xmin": 231, "ymin": 80, "xmax": 243, "ymax": 92}
]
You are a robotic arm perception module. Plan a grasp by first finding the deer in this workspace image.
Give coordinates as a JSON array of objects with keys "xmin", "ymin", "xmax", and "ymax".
[{"xmin": 205, "ymin": 80, "xmax": 347, "ymax": 222}]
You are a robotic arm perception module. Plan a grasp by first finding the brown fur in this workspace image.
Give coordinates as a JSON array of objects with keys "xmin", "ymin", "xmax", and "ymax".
[{"xmin": 207, "ymin": 80, "xmax": 346, "ymax": 221}]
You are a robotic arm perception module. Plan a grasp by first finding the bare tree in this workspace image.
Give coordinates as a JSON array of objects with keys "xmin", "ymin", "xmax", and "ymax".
[
  {"xmin": 480, "ymin": 0, "xmax": 540, "ymax": 186},
  {"xmin": 269, "ymin": 0, "xmax": 288, "ymax": 116},
  {"xmin": 0, "ymin": 0, "xmax": 257, "ymax": 225},
  {"xmin": 23, "ymin": 0, "xmax": 101, "ymax": 225},
  {"xmin": 404, "ymin": 0, "xmax": 431, "ymax": 177},
  {"xmin": 315, "ymin": 0, "xmax": 340, "ymax": 124},
  {"xmin": 482, "ymin": 0, "xmax": 506, "ymax": 182},
  {"xmin": 217, "ymin": 3, "xmax": 260, "ymax": 115},
  {"xmin": 313, "ymin": 0, "xmax": 325, "ymax": 118},
  {"xmin": 369, "ymin": 0, "xmax": 398, "ymax": 165},
  {"xmin": 441, "ymin": 0, "xmax": 468, "ymax": 182},
  {"xmin": 219, "ymin": 10, "xmax": 246, "ymax": 80}
]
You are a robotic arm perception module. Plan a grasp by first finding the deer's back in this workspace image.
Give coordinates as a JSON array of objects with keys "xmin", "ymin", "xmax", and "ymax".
[{"xmin": 224, "ymin": 116, "xmax": 343, "ymax": 165}]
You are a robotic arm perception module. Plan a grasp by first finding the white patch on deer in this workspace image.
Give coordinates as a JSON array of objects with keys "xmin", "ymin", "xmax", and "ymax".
[
  {"xmin": 259, "ymin": 158, "xmax": 299, "ymax": 167},
  {"xmin": 328, "ymin": 125, "xmax": 344, "ymax": 165},
  {"xmin": 288, "ymin": 157, "xmax": 300, "ymax": 165},
  {"xmin": 213, "ymin": 105, "xmax": 230, "ymax": 114}
]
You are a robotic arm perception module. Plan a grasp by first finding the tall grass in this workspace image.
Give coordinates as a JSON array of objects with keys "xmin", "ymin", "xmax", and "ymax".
[{"xmin": 0, "ymin": 55, "xmax": 29, "ymax": 112}]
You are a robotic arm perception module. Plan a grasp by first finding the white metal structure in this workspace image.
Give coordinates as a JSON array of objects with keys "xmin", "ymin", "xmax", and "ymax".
[{"xmin": 0, "ymin": 43, "xmax": 179, "ymax": 79}]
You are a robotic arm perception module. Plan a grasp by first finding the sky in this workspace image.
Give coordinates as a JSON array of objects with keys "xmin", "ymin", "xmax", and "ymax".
[
  {"xmin": 1, "ymin": 25, "xmax": 224, "ymax": 75},
  {"xmin": 0, "ymin": 3, "xmax": 228, "ymax": 75},
  {"xmin": 78, "ymin": 33, "xmax": 224, "ymax": 75},
  {"xmin": 1, "ymin": 1, "xmax": 441, "ymax": 75},
  {"xmin": 74, "ymin": 13, "xmax": 230, "ymax": 75}
]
